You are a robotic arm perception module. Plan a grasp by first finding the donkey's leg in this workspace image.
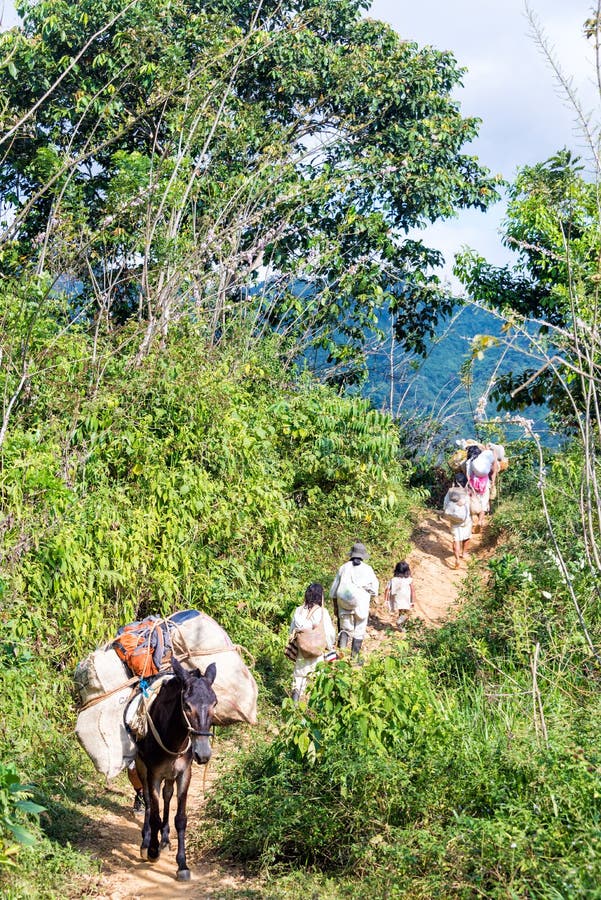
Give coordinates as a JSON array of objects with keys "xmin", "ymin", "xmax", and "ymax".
[
  {"xmin": 174, "ymin": 763, "xmax": 192, "ymax": 880},
  {"xmin": 160, "ymin": 778, "xmax": 174, "ymax": 850},
  {"xmin": 137, "ymin": 760, "xmax": 152, "ymax": 861},
  {"xmin": 146, "ymin": 771, "xmax": 164, "ymax": 863},
  {"xmin": 140, "ymin": 795, "xmax": 152, "ymax": 860}
]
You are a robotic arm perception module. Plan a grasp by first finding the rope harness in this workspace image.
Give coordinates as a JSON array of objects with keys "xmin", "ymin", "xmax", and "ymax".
[{"xmin": 144, "ymin": 691, "xmax": 215, "ymax": 758}]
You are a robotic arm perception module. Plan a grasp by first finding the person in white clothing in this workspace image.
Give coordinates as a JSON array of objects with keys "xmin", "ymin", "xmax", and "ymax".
[
  {"xmin": 466, "ymin": 445, "xmax": 494, "ymax": 532},
  {"xmin": 444, "ymin": 472, "xmax": 472, "ymax": 568},
  {"xmin": 486, "ymin": 443, "xmax": 505, "ymax": 501},
  {"xmin": 329, "ymin": 542, "xmax": 379, "ymax": 660},
  {"xmin": 384, "ymin": 560, "xmax": 415, "ymax": 627},
  {"xmin": 289, "ymin": 583, "xmax": 336, "ymax": 702}
]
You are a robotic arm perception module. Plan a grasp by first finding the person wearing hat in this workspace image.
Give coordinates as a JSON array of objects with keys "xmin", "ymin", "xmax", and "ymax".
[{"xmin": 329, "ymin": 542, "xmax": 379, "ymax": 660}]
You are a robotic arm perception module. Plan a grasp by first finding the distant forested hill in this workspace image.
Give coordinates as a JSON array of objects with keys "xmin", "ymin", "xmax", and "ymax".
[{"xmin": 363, "ymin": 304, "xmax": 553, "ymax": 447}]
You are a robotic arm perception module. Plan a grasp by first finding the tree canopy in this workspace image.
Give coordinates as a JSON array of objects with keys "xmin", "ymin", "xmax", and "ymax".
[{"xmin": 0, "ymin": 0, "xmax": 497, "ymax": 378}]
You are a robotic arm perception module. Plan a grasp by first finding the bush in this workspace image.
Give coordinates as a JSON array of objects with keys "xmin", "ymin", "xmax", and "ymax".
[
  {"xmin": 208, "ymin": 651, "xmax": 454, "ymax": 870},
  {"xmin": 0, "ymin": 764, "xmax": 45, "ymax": 871},
  {"xmin": 1, "ymin": 332, "xmax": 417, "ymax": 670}
]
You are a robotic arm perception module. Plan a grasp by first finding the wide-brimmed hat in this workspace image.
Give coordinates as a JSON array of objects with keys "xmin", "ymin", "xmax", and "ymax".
[{"xmin": 349, "ymin": 542, "xmax": 369, "ymax": 560}]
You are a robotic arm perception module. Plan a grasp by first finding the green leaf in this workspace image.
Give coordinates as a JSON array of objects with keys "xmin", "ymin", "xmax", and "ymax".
[{"xmin": 15, "ymin": 800, "xmax": 46, "ymax": 815}]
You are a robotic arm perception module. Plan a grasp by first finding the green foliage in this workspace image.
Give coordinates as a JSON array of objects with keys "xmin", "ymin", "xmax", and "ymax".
[
  {"xmin": 4, "ymin": 9, "xmax": 600, "ymax": 897},
  {"xmin": 209, "ymin": 620, "xmax": 601, "ymax": 898},
  {"xmin": 0, "ymin": 764, "xmax": 44, "ymax": 869},
  {"xmin": 204, "ymin": 437, "xmax": 601, "ymax": 898},
  {"xmin": 0, "ymin": 0, "xmax": 498, "ymax": 376},
  {"xmin": 208, "ymin": 651, "xmax": 452, "ymax": 870},
  {"xmin": 454, "ymin": 150, "xmax": 600, "ymax": 425},
  {"xmin": 1, "ymin": 331, "xmax": 415, "ymax": 664},
  {"xmin": 276, "ymin": 654, "xmax": 447, "ymax": 766},
  {"xmin": 0, "ymin": 317, "xmax": 418, "ymax": 894}
]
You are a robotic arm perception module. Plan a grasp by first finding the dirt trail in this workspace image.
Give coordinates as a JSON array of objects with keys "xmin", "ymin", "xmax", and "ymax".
[
  {"xmin": 368, "ymin": 511, "xmax": 494, "ymax": 643},
  {"xmin": 77, "ymin": 764, "xmax": 259, "ymax": 899},
  {"xmin": 75, "ymin": 511, "xmax": 494, "ymax": 899}
]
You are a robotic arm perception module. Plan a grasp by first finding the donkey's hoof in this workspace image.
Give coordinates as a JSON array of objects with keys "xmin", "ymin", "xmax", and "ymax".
[
  {"xmin": 139, "ymin": 847, "xmax": 148, "ymax": 860},
  {"xmin": 176, "ymin": 868, "xmax": 191, "ymax": 882}
]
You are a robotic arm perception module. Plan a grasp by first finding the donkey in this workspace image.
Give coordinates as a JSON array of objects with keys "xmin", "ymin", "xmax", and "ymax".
[{"xmin": 135, "ymin": 656, "xmax": 217, "ymax": 881}]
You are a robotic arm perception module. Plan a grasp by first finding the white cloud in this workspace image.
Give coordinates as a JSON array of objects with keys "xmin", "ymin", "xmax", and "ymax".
[
  {"xmin": 369, "ymin": 0, "xmax": 599, "ymax": 281},
  {"xmin": 1, "ymin": 0, "xmax": 19, "ymax": 29}
]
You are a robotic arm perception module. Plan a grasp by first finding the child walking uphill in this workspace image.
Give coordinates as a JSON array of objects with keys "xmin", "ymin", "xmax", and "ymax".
[{"xmin": 384, "ymin": 561, "xmax": 415, "ymax": 627}]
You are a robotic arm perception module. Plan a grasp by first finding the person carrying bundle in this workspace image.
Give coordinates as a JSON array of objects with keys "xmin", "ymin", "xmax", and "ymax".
[
  {"xmin": 288, "ymin": 583, "xmax": 336, "ymax": 703},
  {"xmin": 443, "ymin": 472, "xmax": 472, "ymax": 568},
  {"xmin": 466, "ymin": 445, "xmax": 494, "ymax": 532},
  {"xmin": 487, "ymin": 443, "xmax": 506, "ymax": 501},
  {"xmin": 330, "ymin": 542, "xmax": 379, "ymax": 662}
]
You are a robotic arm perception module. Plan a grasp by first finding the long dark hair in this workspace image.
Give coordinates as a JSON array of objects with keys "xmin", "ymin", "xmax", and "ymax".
[
  {"xmin": 304, "ymin": 582, "xmax": 324, "ymax": 608},
  {"xmin": 393, "ymin": 561, "xmax": 411, "ymax": 578}
]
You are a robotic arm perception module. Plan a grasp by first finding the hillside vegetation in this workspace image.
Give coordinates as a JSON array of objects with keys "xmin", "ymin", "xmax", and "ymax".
[
  {"xmin": 206, "ymin": 445, "xmax": 601, "ymax": 898},
  {"xmin": 2, "ymin": 1, "xmax": 601, "ymax": 898},
  {"xmin": 0, "ymin": 323, "xmax": 419, "ymax": 895}
]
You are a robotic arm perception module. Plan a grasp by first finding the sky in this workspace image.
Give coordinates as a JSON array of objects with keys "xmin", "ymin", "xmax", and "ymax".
[
  {"xmin": 0, "ymin": 0, "xmax": 597, "ymax": 282},
  {"xmin": 369, "ymin": 0, "xmax": 598, "ymax": 282}
]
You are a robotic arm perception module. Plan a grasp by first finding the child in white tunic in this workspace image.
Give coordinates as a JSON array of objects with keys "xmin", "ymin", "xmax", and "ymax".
[{"xmin": 385, "ymin": 561, "xmax": 415, "ymax": 627}]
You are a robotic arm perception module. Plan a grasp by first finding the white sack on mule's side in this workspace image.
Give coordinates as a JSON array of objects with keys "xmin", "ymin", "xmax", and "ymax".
[
  {"xmin": 73, "ymin": 647, "xmax": 131, "ymax": 706},
  {"xmin": 168, "ymin": 610, "xmax": 258, "ymax": 726},
  {"xmin": 74, "ymin": 609, "xmax": 258, "ymax": 779},
  {"xmin": 75, "ymin": 686, "xmax": 137, "ymax": 780}
]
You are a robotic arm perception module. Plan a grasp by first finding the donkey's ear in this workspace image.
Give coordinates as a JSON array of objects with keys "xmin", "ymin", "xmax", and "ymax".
[
  {"xmin": 203, "ymin": 662, "xmax": 217, "ymax": 686},
  {"xmin": 172, "ymin": 656, "xmax": 188, "ymax": 681}
]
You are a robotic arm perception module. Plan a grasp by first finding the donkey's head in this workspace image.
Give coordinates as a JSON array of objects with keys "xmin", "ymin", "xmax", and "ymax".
[{"xmin": 172, "ymin": 657, "xmax": 217, "ymax": 765}]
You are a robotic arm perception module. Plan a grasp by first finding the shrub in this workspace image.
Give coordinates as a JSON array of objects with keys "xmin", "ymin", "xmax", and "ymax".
[
  {"xmin": 208, "ymin": 651, "xmax": 453, "ymax": 870},
  {"xmin": 0, "ymin": 764, "xmax": 45, "ymax": 871}
]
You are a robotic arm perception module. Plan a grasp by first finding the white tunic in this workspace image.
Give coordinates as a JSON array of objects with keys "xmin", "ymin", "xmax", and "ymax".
[
  {"xmin": 329, "ymin": 560, "xmax": 379, "ymax": 619},
  {"xmin": 289, "ymin": 605, "xmax": 336, "ymax": 695}
]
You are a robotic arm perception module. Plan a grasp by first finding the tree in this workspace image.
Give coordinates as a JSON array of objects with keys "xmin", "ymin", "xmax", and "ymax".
[
  {"xmin": 455, "ymin": 149, "xmax": 601, "ymax": 422},
  {"xmin": 0, "ymin": 0, "xmax": 497, "ymax": 380}
]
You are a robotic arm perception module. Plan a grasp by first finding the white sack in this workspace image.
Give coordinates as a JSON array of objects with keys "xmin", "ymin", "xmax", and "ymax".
[
  {"xmin": 74, "ymin": 647, "xmax": 131, "ymax": 706},
  {"xmin": 169, "ymin": 611, "xmax": 258, "ymax": 726},
  {"xmin": 74, "ymin": 610, "xmax": 258, "ymax": 779},
  {"xmin": 471, "ymin": 450, "xmax": 494, "ymax": 477},
  {"xmin": 75, "ymin": 686, "xmax": 137, "ymax": 780}
]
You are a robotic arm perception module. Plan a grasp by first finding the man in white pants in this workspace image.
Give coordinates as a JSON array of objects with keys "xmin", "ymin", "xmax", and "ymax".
[{"xmin": 330, "ymin": 542, "xmax": 379, "ymax": 661}]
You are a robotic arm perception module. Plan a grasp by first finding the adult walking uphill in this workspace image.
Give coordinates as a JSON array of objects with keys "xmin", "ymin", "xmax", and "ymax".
[
  {"xmin": 448, "ymin": 440, "xmax": 508, "ymax": 534},
  {"xmin": 443, "ymin": 473, "xmax": 473, "ymax": 569},
  {"xmin": 286, "ymin": 583, "xmax": 336, "ymax": 703},
  {"xmin": 330, "ymin": 542, "xmax": 379, "ymax": 661},
  {"xmin": 466, "ymin": 445, "xmax": 493, "ymax": 532}
]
